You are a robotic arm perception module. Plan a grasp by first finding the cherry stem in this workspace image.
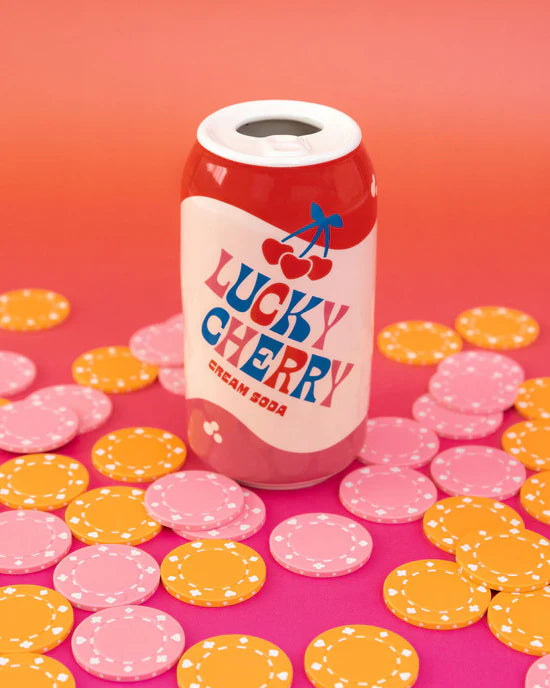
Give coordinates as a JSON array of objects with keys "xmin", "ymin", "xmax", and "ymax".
[
  {"xmin": 281, "ymin": 221, "xmax": 317, "ymax": 242},
  {"xmin": 299, "ymin": 226, "xmax": 323, "ymax": 257}
]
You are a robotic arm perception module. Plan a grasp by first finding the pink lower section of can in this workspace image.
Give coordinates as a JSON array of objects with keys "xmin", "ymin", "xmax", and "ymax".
[{"xmin": 186, "ymin": 398, "xmax": 365, "ymax": 489}]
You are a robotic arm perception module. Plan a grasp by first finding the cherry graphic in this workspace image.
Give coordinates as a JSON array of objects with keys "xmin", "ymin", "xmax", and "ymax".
[
  {"xmin": 262, "ymin": 238, "xmax": 293, "ymax": 265},
  {"xmin": 280, "ymin": 253, "xmax": 312, "ymax": 279},
  {"xmin": 261, "ymin": 204, "xmax": 340, "ymax": 281},
  {"xmin": 308, "ymin": 255, "xmax": 333, "ymax": 281}
]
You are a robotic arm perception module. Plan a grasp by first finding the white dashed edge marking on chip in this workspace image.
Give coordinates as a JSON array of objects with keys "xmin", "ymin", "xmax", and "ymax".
[
  {"xmin": 457, "ymin": 531, "xmax": 550, "ymax": 591},
  {"xmin": 412, "ymin": 395, "xmax": 503, "ymax": 439},
  {"xmin": 516, "ymin": 379, "xmax": 550, "ymax": 419},
  {"xmin": 360, "ymin": 417, "xmax": 439, "ymax": 466},
  {"xmin": 430, "ymin": 446, "xmax": 525, "ymax": 497},
  {"xmin": 306, "ymin": 625, "xmax": 417, "ymax": 684},
  {"xmin": 93, "ymin": 428, "xmax": 185, "ymax": 479},
  {"xmin": 488, "ymin": 586, "xmax": 550, "ymax": 654},
  {"xmin": 0, "ymin": 586, "xmax": 72, "ymax": 651},
  {"xmin": 340, "ymin": 466, "xmax": 437, "ymax": 523},
  {"xmin": 503, "ymin": 421, "xmax": 550, "ymax": 469},
  {"xmin": 384, "ymin": 560, "xmax": 490, "ymax": 629},
  {"xmin": 423, "ymin": 496, "xmax": 523, "ymax": 551},
  {"xmin": 379, "ymin": 321, "xmax": 461, "ymax": 361},
  {"xmin": 145, "ymin": 472, "xmax": 242, "ymax": 527},
  {"xmin": 521, "ymin": 474, "xmax": 550, "ymax": 524},
  {"xmin": 456, "ymin": 307, "xmax": 538, "ymax": 346},
  {"xmin": 67, "ymin": 488, "xmax": 159, "ymax": 542},
  {"xmin": 0, "ymin": 454, "xmax": 87, "ymax": 507},
  {"xmin": 162, "ymin": 541, "xmax": 264, "ymax": 605}
]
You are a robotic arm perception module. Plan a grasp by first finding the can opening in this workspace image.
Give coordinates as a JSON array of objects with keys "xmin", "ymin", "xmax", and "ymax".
[{"xmin": 236, "ymin": 118, "xmax": 322, "ymax": 138}]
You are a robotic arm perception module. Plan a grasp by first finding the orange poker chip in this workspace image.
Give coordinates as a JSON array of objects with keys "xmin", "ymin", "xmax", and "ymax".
[
  {"xmin": 92, "ymin": 427, "xmax": 187, "ymax": 482},
  {"xmin": 377, "ymin": 321, "xmax": 462, "ymax": 365},
  {"xmin": 72, "ymin": 346, "xmax": 157, "ymax": 393},
  {"xmin": 515, "ymin": 379, "xmax": 550, "ymax": 420},
  {"xmin": 161, "ymin": 539, "xmax": 266, "ymax": 607},
  {"xmin": 65, "ymin": 486, "xmax": 162, "ymax": 545},
  {"xmin": 456, "ymin": 529, "xmax": 550, "ymax": 592},
  {"xmin": 502, "ymin": 420, "xmax": 550, "ymax": 471},
  {"xmin": 0, "ymin": 584, "xmax": 73, "ymax": 653},
  {"xmin": 305, "ymin": 625, "xmax": 419, "ymax": 688},
  {"xmin": 521, "ymin": 472, "xmax": 550, "ymax": 525},
  {"xmin": 0, "ymin": 289, "xmax": 70, "ymax": 331},
  {"xmin": 488, "ymin": 587, "xmax": 550, "ymax": 655},
  {"xmin": 177, "ymin": 634, "xmax": 292, "ymax": 688},
  {"xmin": 0, "ymin": 453, "xmax": 89, "ymax": 511},
  {"xmin": 455, "ymin": 306, "xmax": 539, "ymax": 350},
  {"xmin": 0, "ymin": 652, "xmax": 75, "ymax": 688},
  {"xmin": 422, "ymin": 496, "xmax": 524, "ymax": 554},
  {"xmin": 383, "ymin": 559, "xmax": 491, "ymax": 629}
]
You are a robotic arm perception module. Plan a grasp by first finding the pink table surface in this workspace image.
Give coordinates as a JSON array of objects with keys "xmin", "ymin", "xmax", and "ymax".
[{"xmin": 1, "ymin": 322, "xmax": 549, "ymax": 688}]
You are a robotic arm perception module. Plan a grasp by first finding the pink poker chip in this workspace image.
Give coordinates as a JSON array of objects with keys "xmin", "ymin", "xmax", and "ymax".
[
  {"xmin": 129, "ymin": 319, "xmax": 184, "ymax": 367},
  {"xmin": 429, "ymin": 351, "xmax": 525, "ymax": 415},
  {"xmin": 269, "ymin": 512, "xmax": 373, "ymax": 578},
  {"xmin": 54, "ymin": 544, "xmax": 160, "ymax": 611},
  {"xmin": 0, "ymin": 350, "xmax": 36, "ymax": 397},
  {"xmin": 28, "ymin": 384, "xmax": 113, "ymax": 433},
  {"xmin": 430, "ymin": 445, "xmax": 526, "ymax": 499},
  {"xmin": 144, "ymin": 470, "xmax": 244, "ymax": 529},
  {"xmin": 72, "ymin": 605, "xmax": 185, "ymax": 682},
  {"xmin": 158, "ymin": 367, "xmax": 186, "ymax": 396},
  {"xmin": 0, "ymin": 510, "xmax": 71, "ymax": 574},
  {"xmin": 0, "ymin": 398, "xmax": 79, "ymax": 453},
  {"xmin": 526, "ymin": 656, "xmax": 550, "ymax": 688},
  {"xmin": 358, "ymin": 416, "xmax": 439, "ymax": 468},
  {"xmin": 412, "ymin": 394, "xmax": 503, "ymax": 440},
  {"xmin": 339, "ymin": 465, "xmax": 438, "ymax": 524},
  {"xmin": 437, "ymin": 350, "xmax": 525, "ymax": 382},
  {"xmin": 174, "ymin": 489, "xmax": 265, "ymax": 541}
]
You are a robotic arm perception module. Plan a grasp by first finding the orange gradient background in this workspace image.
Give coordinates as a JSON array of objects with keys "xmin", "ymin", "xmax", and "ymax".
[{"xmin": 1, "ymin": 2, "xmax": 550, "ymax": 687}]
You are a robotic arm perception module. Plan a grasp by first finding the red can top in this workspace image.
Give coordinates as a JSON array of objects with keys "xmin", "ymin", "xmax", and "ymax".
[
  {"xmin": 196, "ymin": 100, "xmax": 362, "ymax": 168},
  {"xmin": 182, "ymin": 100, "xmax": 377, "ymax": 251}
]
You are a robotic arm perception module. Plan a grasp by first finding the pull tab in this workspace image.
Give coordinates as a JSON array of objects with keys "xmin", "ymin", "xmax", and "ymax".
[{"xmin": 262, "ymin": 135, "xmax": 312, "ymax": 156}]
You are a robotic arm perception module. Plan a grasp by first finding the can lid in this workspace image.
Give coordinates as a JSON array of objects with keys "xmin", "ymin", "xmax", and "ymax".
[{"xmin": 197, "ymin": 100, "xmax": 362, "ymax": 167}]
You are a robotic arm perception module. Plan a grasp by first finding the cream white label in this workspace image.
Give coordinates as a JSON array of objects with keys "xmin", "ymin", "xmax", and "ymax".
[{"xmin": 181, "ymin": 196, "xmax": 376, "ymax": 453}]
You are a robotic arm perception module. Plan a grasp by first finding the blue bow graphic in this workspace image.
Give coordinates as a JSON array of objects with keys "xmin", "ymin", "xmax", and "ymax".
[{"xmin": 281, "ymin": 202, "xmax": 343, "ymax": 258}]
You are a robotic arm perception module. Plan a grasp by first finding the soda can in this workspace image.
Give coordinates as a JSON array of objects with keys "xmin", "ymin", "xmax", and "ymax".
[{"xmin": 181, "ymin": 100, "xmax": 377, "ymax": 488}]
